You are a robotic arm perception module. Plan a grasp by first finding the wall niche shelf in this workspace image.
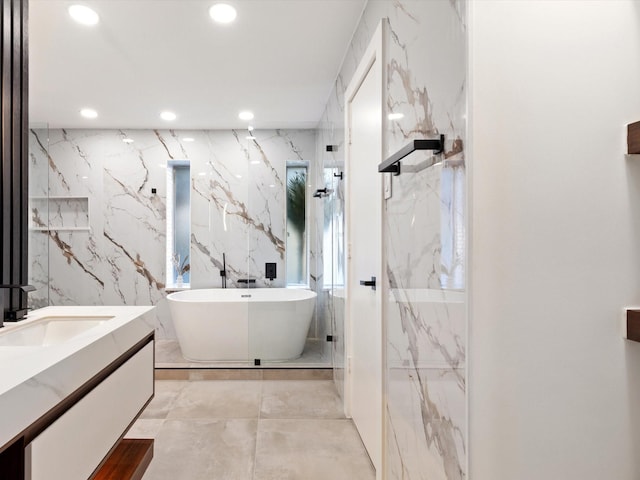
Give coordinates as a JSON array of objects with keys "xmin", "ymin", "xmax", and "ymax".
[
  {"xmin": 29, "ymin": 196, "xmax": 90, "ymax": 231},
  {"xmin": 628, "ymin": 121, "xmax": 640, "ymax": 154},
  {"xmin": 625, "ymin": 309, "xmax": 640, "ymax": 342}
]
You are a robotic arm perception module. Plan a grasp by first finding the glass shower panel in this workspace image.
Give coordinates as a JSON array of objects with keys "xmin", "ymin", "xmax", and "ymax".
[
  {"xmin": 323, "ymin": 164, "xmax": 345, "ymax": 369},
  {"xmin": 28, "ymin": 124, "xmax": 50, "ymax": 308},
  {"xmin": 246, "ymin": 131, "xmax": 330, "ymax": 367},
  {"xmin": 245, "ymin": 133, "xmax": 277, "ymax": 365}
]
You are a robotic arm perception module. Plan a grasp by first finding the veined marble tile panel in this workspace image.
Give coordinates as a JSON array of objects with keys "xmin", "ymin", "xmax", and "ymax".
[
  {"xmin": 387, "ymin": 288, "xmax": 465, "ymax": 370},
  {"xmin": 386, "ymin": 367, "xmax": 466, "ymax": 480},
  {"xmin": 29, "ymin": 128, "xmax": 322, "ymax": 342}
]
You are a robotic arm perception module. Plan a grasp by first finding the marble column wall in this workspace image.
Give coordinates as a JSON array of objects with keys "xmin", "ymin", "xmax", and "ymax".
[{"xmin": 28, "ymin": 128, "xmax": 319, "ymax": 340}]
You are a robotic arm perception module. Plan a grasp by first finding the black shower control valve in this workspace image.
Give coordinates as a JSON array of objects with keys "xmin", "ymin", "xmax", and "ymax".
[{"xmin": 265, "ymin": 262, "xmax": 277, "ymax": 280}]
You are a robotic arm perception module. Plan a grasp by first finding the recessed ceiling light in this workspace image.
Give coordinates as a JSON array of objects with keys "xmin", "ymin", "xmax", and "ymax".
[
  {"xmin": 238, "ymin": 111, "xmax": 254, "ymax": 121},
  {"xmin": 209, "ymin": 3, "xmax": 237, "ymax": 24},
  {"xmin": 122, "ymin": 138, "xmax": 134, "ymax": 144},
  {"xmin": 183, "ymin": 137, "xmax": 195, "ymax": 142},
  {"xmin": 388, "ymin": 112, "xmax": 404, "ymax": 121},
  {"xmin": 80, "ymin": 108, "xmax": 98, "ymax": 119},
  {"xmin": 68, "ymin": 5, "xmax": 99, "ymax": 25},
  {"xmin": 160, "ymin": 111, "xmax": 177, "ymax": 121}
]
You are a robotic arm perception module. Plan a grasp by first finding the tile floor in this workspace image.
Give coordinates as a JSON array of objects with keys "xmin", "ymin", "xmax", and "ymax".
[{"xmin": 126, "ymin": 379, "xmax": 375, "ymax": 480}]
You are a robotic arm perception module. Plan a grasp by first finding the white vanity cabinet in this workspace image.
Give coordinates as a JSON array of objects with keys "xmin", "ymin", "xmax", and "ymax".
[
  {"xmin": 25, "ymin": 342, "xmax": 154, "ymax": 480},
  {"xmin": 0, "ymin": 306, "xmax": 156, "ymax": 480}
]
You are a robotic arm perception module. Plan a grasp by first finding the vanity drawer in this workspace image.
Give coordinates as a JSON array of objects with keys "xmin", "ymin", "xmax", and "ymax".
[{"xmin": 25, "ymin": 342, "xmax": 154, "ymax": 480}]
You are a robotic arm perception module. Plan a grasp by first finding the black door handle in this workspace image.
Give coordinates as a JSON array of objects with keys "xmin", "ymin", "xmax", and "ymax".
[{"xmin": 359, "ymin": 276, "xmax": 376, "ymax": 291}]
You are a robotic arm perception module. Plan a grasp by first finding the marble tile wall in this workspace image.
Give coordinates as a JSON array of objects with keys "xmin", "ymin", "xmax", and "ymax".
[
  {"xmin": 318, "ymin": 0, "xmax": 467, "ymax": 478},
  {"xmin": 28, "ymin": 128, "xmax": 321, "ymax": 341}
]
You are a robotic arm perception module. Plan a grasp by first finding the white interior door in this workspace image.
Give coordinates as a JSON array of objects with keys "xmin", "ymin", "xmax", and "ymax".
[{"xmin": 345, "ymin": 22, "xmax": 384, "ymax": 476}]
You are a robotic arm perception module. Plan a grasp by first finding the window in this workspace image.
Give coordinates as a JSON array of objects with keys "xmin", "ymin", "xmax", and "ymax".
[
  {"xmin": 440, "ymin": 162, "xmax": 465, "ymax": 290},
  {"xmin": 166, "ymin": 160, "xmax": 191, "ymax": 286},
  {"xmin": 322, "ymin": 166, "xmax": 344, "ymax": 288},
  {"xmin": 286, "ymin": 163, "xmax": 308, "ymax": 286}
]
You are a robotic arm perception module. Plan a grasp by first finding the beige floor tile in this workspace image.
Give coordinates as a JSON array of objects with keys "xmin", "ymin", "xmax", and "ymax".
[
  {"xmin": 125, "ymin": 419, "xmax": 165, "ymax": 439},
  {"xmin": 260, "ymin": 381, "xmax": 345, "ymax": 419},
  {"xmin": 154, "ymin": 339, "xmax": 189, "ymax": 367},
  {"xmin": 154, "ymin": 369, "xmax": 189, "ymax": 380},
  {"xmin": 142, "ymin": 419, "xmax": 257, "ymax": 480},
  {"xmin": 167, "ymin": 380, "xmax": 262, "ymax": 419},
  {"xmin": 188, "ymin": 369, "xmax": 263, "ymax": 380},
  {"xmin": 253, "ymin": 419, "xmax": 375, "ymax": 480},
  {"xmin": 262, "ymin": 368, "xmax": 333, "ymax": 380},
  {"xmin": 140, "ymin": 380, "xmax": 188, "ymax": 419}
]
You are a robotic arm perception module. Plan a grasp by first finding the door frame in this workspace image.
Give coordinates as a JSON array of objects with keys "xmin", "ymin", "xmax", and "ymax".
[{"xmin": 343, "ymin": 18, "xmax": 387, "ymax": 478}]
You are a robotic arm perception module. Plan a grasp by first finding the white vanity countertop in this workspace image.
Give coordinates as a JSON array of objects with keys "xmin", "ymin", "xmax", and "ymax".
[{"xmin": 0, "ymin": 305, "xmax": 154, "ymax": 448}]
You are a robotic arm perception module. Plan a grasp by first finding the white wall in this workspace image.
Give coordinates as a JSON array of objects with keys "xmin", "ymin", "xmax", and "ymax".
[{"xmin": 470, "ymin": 1, "xmax": 640, "ymax": 479}]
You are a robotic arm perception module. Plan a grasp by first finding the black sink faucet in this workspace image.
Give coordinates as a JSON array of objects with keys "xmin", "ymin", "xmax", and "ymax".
[
  {"xmin": 0, "ymin": 284, "xmax": 36, "ymax": 326},
  {"xmin": 237, "ymin": 278, "xmax": 256, "ymax": 288}
]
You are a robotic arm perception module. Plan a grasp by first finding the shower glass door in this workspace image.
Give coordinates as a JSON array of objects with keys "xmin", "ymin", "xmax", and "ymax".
[
  {"xmin": 28, "ymin": 123, "xmax": 50, "ymax": 309},
  {"xmin": 245, "ymin": 129, "xmax": 330, "ymax": 368}
]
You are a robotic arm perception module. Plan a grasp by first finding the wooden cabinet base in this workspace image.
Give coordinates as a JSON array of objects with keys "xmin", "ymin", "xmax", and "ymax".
[{"xmin": 93, "ymin": 439, "xmax": 153, "ymax": 480}]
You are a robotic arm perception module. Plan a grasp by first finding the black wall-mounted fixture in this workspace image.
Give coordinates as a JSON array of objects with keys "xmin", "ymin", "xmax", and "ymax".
[
  {"xmin": 359, "ymin": 276, "xmax": 377, "ymax": 291},
  {"xmin": 333, "ymin": 171, "xmax": 343, "ymax": 180},
  {"xmin": 326, "ymin": 145, "xmax": 338, "ymax": 152},
  {"xmin": 0, "ymin": 285, "xmax": 35, "ymax": 325},
  {"xmin": 378, "ymin": 135, "xmax": 445, "ymax": 176},
  {"xmin": 1, "ymin": 0, "xmax": 29, "ymax": 329},
  {"xmin": 265, "ymin": 262, "xmax": 276, "ymax": 281},
  {"xmin": 313, "ymin": 188, "xmax": 333, "ymax": 198},
  {"xmin": 220, "ymin": 253, "xmax": 227, "ymax": 288}
]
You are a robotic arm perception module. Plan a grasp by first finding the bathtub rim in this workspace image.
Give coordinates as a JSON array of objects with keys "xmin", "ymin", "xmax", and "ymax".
[{"xmin": 166, "ymin": 287, "xmax": 318, "ymax": 303}]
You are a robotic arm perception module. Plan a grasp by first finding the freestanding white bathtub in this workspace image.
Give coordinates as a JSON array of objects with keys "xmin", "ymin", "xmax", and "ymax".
[{"xmin": 167, "ymin": 288, "xmax": 317, "ymax": 362}]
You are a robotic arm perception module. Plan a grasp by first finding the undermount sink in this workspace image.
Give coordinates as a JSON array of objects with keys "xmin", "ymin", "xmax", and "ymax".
[{"xmin": 0, "ymin": 316, "xmax": 114, "ymax": 347}]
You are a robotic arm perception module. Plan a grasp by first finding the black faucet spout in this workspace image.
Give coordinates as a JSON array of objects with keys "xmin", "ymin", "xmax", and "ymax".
[{"xmin": 0, "ymin": 284, "xmax": 36, "ymax": 325}]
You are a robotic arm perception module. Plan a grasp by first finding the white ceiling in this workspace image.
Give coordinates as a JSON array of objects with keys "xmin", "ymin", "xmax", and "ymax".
[{"xmin": 29, "ymin": 0, "xmax": 366, "ymax": 130}]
